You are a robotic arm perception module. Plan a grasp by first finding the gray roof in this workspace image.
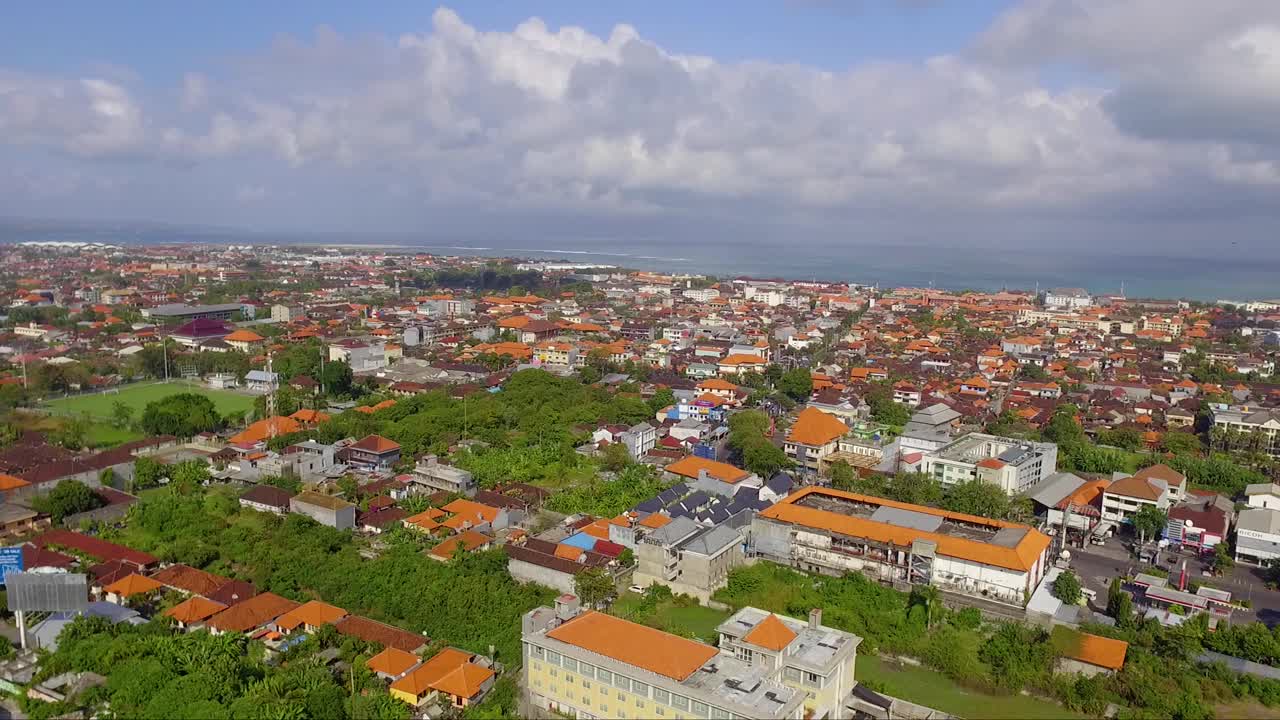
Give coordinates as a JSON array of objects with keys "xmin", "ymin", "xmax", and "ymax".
[
  {"xmin": 1245, "ymin": 483, "xmax": 1280, "ymax": 497},
  {"xmin": 910, "ymin": 403, "xmax": 961, "ymax": 426},
  {"xmin": 646, "ymin": 515, "xmax": 702, "ymax": 545},
  {"xmin": 245, "ymin": 370, "xmax": 278, "ymax": 382},
  {"xmin": 869, "ymin": 505, "xmax": 943, "ymax": 533},
  {"xmin": 1027, "ymin": 472, "xmax": 1088, "ymax": 509},
  {"xmin": 680, "ymin": 525, "xmax": 742, "ymax": 557},
  {"xmin": 1237, "ymin": 508, "xmax": 1280, "ymax": 536}
]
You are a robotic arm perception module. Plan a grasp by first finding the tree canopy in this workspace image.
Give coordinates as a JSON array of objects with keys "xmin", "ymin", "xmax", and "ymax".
[{"xmin": 139, "ymin": 393, "xmax": 223, "ymax": 438}]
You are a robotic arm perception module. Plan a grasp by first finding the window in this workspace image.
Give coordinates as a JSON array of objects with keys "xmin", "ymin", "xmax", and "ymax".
[
  {"xmin": 533, "ymin": 661, "xmax": 542, "ymax": 671},
  {"xmin": 637, "ymin": 700, "xmax": 647, "ymax": 711},
  {"xmin": 672, "ymin": 695, "xmax": 690, "ymax": 711},
  {"xmin": 618, "ymin": 691, "xmax": 625, "ymax": 701},
  {"xmin": 583, "ymin": 681, "xmax": 592, "ymax": 690},
  {"xmin": 580, "ymin": 664, "xmax": 595, "ymax": 680},
  {"xmin": 655, "ymin": 707, "xmax": 665, "ymax": 716},
  {"xmin": 783, "ymin": 667, "xmax": 801, "ymax": 683},
  {"xmin": 804, "ymin": 671, "xmax": 823, "ymax": 688},
  {"xmin": 614, "ymin": 675, "xmax": 630, "ymax": 691},
  {"xmin": 533, "ymin": 679, "xmax": 542, "ymax": 688},
  {"xmin": 692, "ymin": 700, "xmax": 710, "ymax": 717},
  {"xmin": 567, "ymin": 675, "xmax": 575, "ymax": 685},
  {"xmin": 597, "ymin": 669, "xmax": 612, "ymax": 684},
  {"xmin": 653, "ymin": 689, "xmax": 671, "ymax": 705},
  {"xmin": 548, "ymin": 651, "xmax": 561, "ymax": 666},
  {"xmin": 564, "ymin": 658, "xmax": 579, "ymax": 673},
  {"xmin": 734, "ymin": 645, "xmax": 753, "ymax": 664},
  {"xmin": 632, "ymin": 681, "xmax": 649, "ymax": 697},
  {"xmin": 550, "ymin": 669, "xmax": 558, "ymax": 678}
]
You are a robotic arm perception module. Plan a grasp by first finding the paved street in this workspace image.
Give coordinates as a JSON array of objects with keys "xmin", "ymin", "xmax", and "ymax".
[{"xmin": 1068, "ymin": 537, "xmax": 1280, "ymax": 626}]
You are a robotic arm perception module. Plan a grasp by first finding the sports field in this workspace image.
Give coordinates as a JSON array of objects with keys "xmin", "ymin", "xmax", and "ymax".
[{"xmin": 46, "ymin": 381, "xmax": 256, "ymax": 420}]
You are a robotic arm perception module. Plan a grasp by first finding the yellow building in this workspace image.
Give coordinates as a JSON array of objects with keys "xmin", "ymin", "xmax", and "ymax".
[{"xmin": 522, "ymin": 595, "xmax": 861, "ymax": 720}]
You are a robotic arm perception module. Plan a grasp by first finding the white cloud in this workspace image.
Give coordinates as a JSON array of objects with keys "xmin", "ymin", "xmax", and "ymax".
[{"xmin": 0, "ymin": 2, "xmax": 1278, "ymax": 231}]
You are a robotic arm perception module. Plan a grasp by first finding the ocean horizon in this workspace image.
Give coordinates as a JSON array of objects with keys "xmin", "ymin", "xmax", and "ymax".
[{"xmin": 3, "ymin": 221, "xmax": 1276, "ymax": 302}]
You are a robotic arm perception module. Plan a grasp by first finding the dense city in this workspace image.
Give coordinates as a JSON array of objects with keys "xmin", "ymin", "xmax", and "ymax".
[{"xmin": 0, "ymin": 241, "xmax": 1279, "ymax": 719}]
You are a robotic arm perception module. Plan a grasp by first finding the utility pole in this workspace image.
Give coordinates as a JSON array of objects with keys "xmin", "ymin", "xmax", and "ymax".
[
  {"xmin": 265, "ymin": 350, "xmax": 277, "ymax": 434},
  {"xmin": 162, "ymin": 330, "xmax": 170, "ymax": 383}
]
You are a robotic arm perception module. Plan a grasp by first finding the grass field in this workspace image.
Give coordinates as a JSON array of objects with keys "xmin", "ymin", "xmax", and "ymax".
[
  {"xmin": 611, "ymin": 592, "xmax": 730, "ymax": 642},
  {"xmin": 858, "ymin": 656, "xmax": 1085, "ymax": 719},
  {"xmin": 46, "ymin": 381, "xmax": 255, "ymax": 420}
]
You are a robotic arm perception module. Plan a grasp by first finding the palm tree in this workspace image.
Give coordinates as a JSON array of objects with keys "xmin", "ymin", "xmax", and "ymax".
[{"xmin": 911, "ymin": 585, "xmax": 943, "ymax": 628}]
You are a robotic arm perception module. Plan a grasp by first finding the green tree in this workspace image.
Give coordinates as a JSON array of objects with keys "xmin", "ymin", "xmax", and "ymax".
[
  {"xmin": 319, "ymin": 360, "xmax": 354, "ymax": 396},
  {"xmin": 1161, "ymin": 431, "xmax": 1202, "ymax": 456},
  {"xmin": 1212, "ymin": 541, "xmax": 1234, "ymax": 575},
  {"xmin": 828, "ymin": 460, "xmax": 855, "ymax": 489},
  {"xmin": 1132, "ymin": 504, "xmax": 1168, "ymax": 543},
  {"xmin": 32, "ymin": 480, "xmax": 104, "ymax": 523},
  {"xmin": 140, "ymin": 393, "xmax": 222, "ymax": 438},
  {"xmin": 941, "ymin": 479, "xmax": 1009, "ymax": 519},
  {"xmin": 778, "ymin": 368, "xmax": 813, "ymax": 401},
  {"xmin": 601, "ymin": 442, "xmax": 632, "ymax": 472},
  {"xmin": 1053, "ymin": 570, "xmax": 1083, "ymax": 605},
  {"xmin": 574, "ymin": 567, "xmax": 616, "ymax": 609},
  {"xmin": 111, "ymin": 399, "xmax": 134, "ymax": 428},
  {"xmin": 131, "ymin": 456, "xmax": 166, "ymax": 491},
  {"xmin": 888, "ymin": 472, "xmax": 944, "ymax": 506},
  {"xmin": 741, "ymin": 438, "xmax": 789, "ymax": 478}
]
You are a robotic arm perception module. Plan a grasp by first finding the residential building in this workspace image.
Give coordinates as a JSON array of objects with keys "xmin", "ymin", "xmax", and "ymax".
[
  {"xmin": 920, "ymin": 433, "xmax": 1058, "ymax": 494},
  {"xmin": 1165, "ymin": 493, "xmax": 1232, "ymax": 554},
  {"xmin": 522, "ymin": 595, "xmax": 818, "ymax": 720},
  {"xmin": 752, "ymin": 487, "xmax": 1052, "ymax": 607},
  {"xmin": 1246, "ymin": 483, "xmax": 1280, "ymax": 510},
  {"xmin": 389, "ymin": 647, "xmax": 496, "ymax": 708},
  {"xmin": 290, "ymin": 491, "xmax": 357, "ymax": 530},
  {"xmin": 633, "ymin": 518, "xmax": 744, "ymax": 601},
  {"xmin": 141, "ymin": 303, "xmax": 243, "ymax": 321},
  {"xmin": 244, "ymin": 370, "xmax": 278, "ymax": 393},
  {"xmin": 663, "ymin": 456, "xmax": 762, "ymax": 498},
  {"xmin": 271, "ymin": 304, "xmax": 305, "ymax": 323},
  {"xmin": 785, "ymin": 407, "xmax": 849, "ymax": 471},
  {"xmin": 1211, "ymin": 406, "xmax": 1280, "ymax": 456},
  {"xmin": 345, "ymin": 435, "xmax": 402, "ymax": 470},
  {"xmin": 620, "ymin": 423, "xmax": 657, "ymax": 459},
  {"xmin": 238, "ymin": 485, "xmax": 295, "ymax": 514},
  {"xmin": 1050, "ymin": 627, "xmax": 1127, "ymax": 677},
  {"xmin": 330, "ymin": 340, "xmax": 388, "ymax": 372},
  {"xmin": 1100, "ymin": 465, "xmax": 1186, "ymax": 526},
  {"xmin": 411, "ymin": 455, "xmax": 476, "ymax": 496},
  {"xmin": 899, "ymin": 403, "xmax": 961, "ymax": 453}
]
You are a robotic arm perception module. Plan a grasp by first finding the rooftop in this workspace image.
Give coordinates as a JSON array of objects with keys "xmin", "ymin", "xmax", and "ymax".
[{"xmin": 545, "ymin": 610, "xmax": 719, "ymax": 681}]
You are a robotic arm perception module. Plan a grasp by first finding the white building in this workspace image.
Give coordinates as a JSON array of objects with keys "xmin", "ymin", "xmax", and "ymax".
[
  {"xmin": 1211, "ymin": 406, "xmax": 1280, "ymax": 456},
  {"xmin": 1235, "ymin": 508, "xmax": 1280, "ymax": 566},
  {"xmin": 1100, "ymin": 465, "xmax": 1186, "ymax": 525},
  {"xmin": 920, "ymin": 433, "xmax": 1058, "ymax": 494},
  {"xmin": 1045, "ymin": 288, "xmax": 1092, "ymax": 308}
]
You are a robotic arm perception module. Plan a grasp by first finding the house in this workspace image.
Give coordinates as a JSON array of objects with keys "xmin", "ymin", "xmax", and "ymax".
[
  {"xmin": 663, "ymin": 456, "xmax": 761, "ymax": 498},
  {"xmin": 367, "ymin": 647, "xmax": 421, "ymax": 681},
  {"xmin": 785, "ymin": 407, "xmax": 849, "ymax": 471},
  {"xmin": 290, "ymin": 491, "xmax": 357, "ymax": 530},
  {"xmin": 334, "ymin": 615, "xmax": 428, "ymax": 653},
  {"xmin": 410, "ymin": 455, "xmax": 476, "ymax": 496},
  {"xmin": 1101, "ymin": 464, "xmax": 1186, "ymax": 527},
  {"xmin": 505, "ymin": 536, "xmax": 613, "ymax": 594},
  {"xmin": 206, "ymin": 592, "xmax": 301, "ymax": 635},
  {"xmin": 239, "ymin": 485, "xmax": 295, "ymax": 514},
  {"xmin": 634, "ymin": 518, "xmax": 745, "ymax": 601},
  {"xmin": 228, "ymin": 416, "xmax": 302, "ymax": 445},
  {"xmin": 428, "ymin": 530, "xmax": 493, "ymax": 561},
  {"xmin": 224, "ymin": 329, "xmax": 265, "ymax": 352},
  {"xmin": 717, "ymin": 354, "xmax": 768, "ymax": 376},
  {"xmin": 1165, "ymin": 493, "xmax": 1232, "ymax": 554},
  {"xmin": 165, "ymin": 596, "xmax": 228, "ymax": 629},
  {"xmin": 389, "ymin": 647, "xmax": 496, "ymax": 708},
  {"xmin": 620, "ymin": 422, "xmax": 657, "ymax": 458},
  {"xmin": 274, "ymin": 600, "xmax": 349, "ymax": 634},
  {"xmin": 244, "ymin": 370, "xmax": 279, "ymax": 394},
  {"xmin": 345, "ymin": 435, "xmax": 402, "ymax": 471},
  {"xmin": 1051, "ymin": 626, "xmax": 1127, "ymax": 676}
]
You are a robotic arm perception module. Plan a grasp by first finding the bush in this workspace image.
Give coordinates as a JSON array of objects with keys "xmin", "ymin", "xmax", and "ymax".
[{"xmin": 1053, "ymin": 570, "xmax": 1083, "ymax": 605}]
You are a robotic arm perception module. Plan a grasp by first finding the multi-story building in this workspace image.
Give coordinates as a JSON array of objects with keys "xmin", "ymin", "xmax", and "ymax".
[
  {"xmin": 620, "ymin": 423, "xmax": 657, "ymax": 459},
  {"xmin": 752, "ymin": 487, "xmax": 1052, "ymax": 607},
  {"xmin": 1210, "ymin": 406, "xmax": 1280, "ymax": 456},
  {"xmin": 289, "ymin": 491, "xmax": 357, "ymax": 530},
  {"xmin": 329, "ymin": 339, "xmax": 388, "ymax": 372},
  {"xmin": 633, "ymin": 517, "xmax": 744, "ymax": 601},
  {"xmin": 410, "ymin": 455, "xmax": 476, "ymax": 496},
  {"xmin": 523, "ymin": 594, "xmax": 860, "ymax": 720},
  {"xmin": 271, "ymin": 304, "xmax": 305, "ymax": 323},
  {"xmin": 141, "ymin": 302, "xmax": 243, "ymax": 321},
  {"xmin": 785, "ymin": 408, "xmax": 849, "ymax": 472},
  {"xmin": 1100, "ymin": 464, "xmax": 1186, "ymax": 527},
  {"xmin": 1044, "ymin": 288, "xmax": 1092, "ymax": 309},
  {"xmin": 1235, "ymin": 508, "xmax": 1280, "ymax": 566},
  {"xmin": 920, "ymin": 433, "xmax": 1058, "ymax": 494}
]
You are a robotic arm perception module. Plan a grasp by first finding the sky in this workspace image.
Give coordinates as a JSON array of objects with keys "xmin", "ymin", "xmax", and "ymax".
[{"xmin": 2, "ymin": 1, "xmax": 1279, "ymax": 256}]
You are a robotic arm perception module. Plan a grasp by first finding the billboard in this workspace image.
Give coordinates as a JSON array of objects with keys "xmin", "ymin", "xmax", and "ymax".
[
  {"xmin": 6, "ymin": 572, "xmax": 89, "ymax": 613},
  {"xmin": 0, "ymin": 546, "xmax": 23, "ymax": 584}
]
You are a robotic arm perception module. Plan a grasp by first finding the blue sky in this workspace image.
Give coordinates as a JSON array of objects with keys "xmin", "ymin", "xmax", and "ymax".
[
  {"xmin": 2, "ymin": 1, "xmax": 1012, "ymax": 74},
  {"xmin": 0, "ymin": 1, "xmax": 1278, "ymax": 257}
]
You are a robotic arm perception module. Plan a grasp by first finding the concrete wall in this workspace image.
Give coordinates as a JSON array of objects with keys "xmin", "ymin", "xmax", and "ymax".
[
  {"xmin": 507, "ymin": 558, "xmax": 577, "ymax": 595},
  {"xmin": 290, "ymin": 500, "xmax": 355, "ymax": 530}
]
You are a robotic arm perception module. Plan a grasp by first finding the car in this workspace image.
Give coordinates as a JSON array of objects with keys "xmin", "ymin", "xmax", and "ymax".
[{"xmin": 628, "ymin": 585, "xmax": 645, "ymax": 594}]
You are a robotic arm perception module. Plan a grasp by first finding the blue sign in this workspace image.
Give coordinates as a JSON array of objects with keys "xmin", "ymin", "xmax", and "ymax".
[{"xmin": 0, "ymin": 546, "xmax": 23, "ymax": 584}]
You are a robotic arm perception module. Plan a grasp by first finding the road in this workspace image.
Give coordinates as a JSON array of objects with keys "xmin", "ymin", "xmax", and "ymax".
[{"xmin": 1068, "ymin": 537, "xmax": 1280, "ymax": 626}]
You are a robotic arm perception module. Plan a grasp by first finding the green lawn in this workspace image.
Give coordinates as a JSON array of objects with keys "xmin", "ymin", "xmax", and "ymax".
[
  {"xmin": 611, "ymin": 592, "xmax": 731, "ymax": 643},
  {"xmin": 858, "ymin": 656, "xmax": 1084, "ymax": 720},
  {"xmin": 47, "ymin": 381, "xmax": 255, "ymax": 420},
  {"xmin": 85, "ymin": 423, "xmax": 145, "ymax": 448}
]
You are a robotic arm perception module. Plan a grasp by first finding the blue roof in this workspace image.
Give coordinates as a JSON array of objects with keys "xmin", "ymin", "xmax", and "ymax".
[{"xmin": 561, "ymin": 532, "xmax": 598, "ymax": 550}]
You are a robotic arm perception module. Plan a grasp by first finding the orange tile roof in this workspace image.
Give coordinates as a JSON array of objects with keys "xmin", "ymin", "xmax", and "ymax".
[
  {"xmin": 104, "ymin": 573, "xmax": 164, "ymax": 597},
  {"xmin": 639, "ymin": 513, "xmax": 673, "ymax": 529},
  {"xmin": 207, "ymin": 592, "xmax": 301, "ymax": 633},
  {"xmin": 743, "ymin": 614, "xmax": 796, "ymax": 652},
  {"xmin": 351, "ymin": 434, "xmax": 400, "ymax": 452},
  {"xmin": 1051, "ymin": 626, "xmax": 1128, "ymax": 670},
  {"xmin": 554, "ymin": 544, "xmax": 586, "ymax": 561},
  {"xmin": 289, "ymin": 408, "xmax": 331, "ymax": 424},
  {"xmin": 428, "ymin": 530, "xmax": 492, "ymax": 559},
  {"xmin": 368, "ymin": 647, "xmax": 421, "ymax": 677},
  {"xmin": 719, "ymin": 354, "xmax": 767, "ymax": 366},
  {"xmin": 787, "ymin": 407, "xmax": 849, "ymax": 447},
  {"xmin": 274, "ymin": 600, "xmax": 348, "ymax": 631},
  {"xmin": 390, "ymin": 647, "xmax": 492, "ymax": 699},
  {"xmin": 697, "ymin": 378, "xmax": 741, "ymax": 391},
  {"xmin": 759, "ymin": 487, "xmax": 1051, "ymax": 572},
  {"xmin": 164, "ymin": 596, "xmax": 227, "ymax": 624},
  {"xmin": 441, "ymin": 499, "xmax": 501, "ymax": 529},
  {"xmin": 149, "ymin": 563, "xmax": 229, "ymax": 596},
  {"xmin": 224, "ymin": 329, "xmax": 264, "ymax": 343},
  {"xmin": 664, "ymin": 456, "xmax": 751, "ymax": 484},
  {"xmin": 229, "ymin": 416, "xmax": 302, "ymax": 445},
  {"xmin": 546, "ymin": 610, "xmax": 718, "ymax": 681},
  {"xmin": 0, "ymin": 474, "xmax": 30, "ymax": 491},
  {"xmin": 433, "ymin": 661, "xmax": 495, "ymax": 699}
]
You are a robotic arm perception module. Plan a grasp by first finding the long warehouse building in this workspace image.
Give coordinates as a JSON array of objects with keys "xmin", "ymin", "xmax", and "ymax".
[{"xmin": 752, "ymin": 487, "xmax": 1052, "ymax": 607}]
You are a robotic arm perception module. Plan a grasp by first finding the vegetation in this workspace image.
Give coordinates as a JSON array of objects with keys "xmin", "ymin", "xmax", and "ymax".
[
  {"xmin": 46, "ymin": 382, "xmax": 254, "ymax": 422},
  {"xmin": 1052, "ymin": 570, "xmax": 1083, "ymax": 605},
  {"xmin": 31, "ymin": 480, "xmax": 105, "ymax": 523},
  {"xmin": 140, "ymin": 392, "xmax": 224, "ymax": 437},
  {"xmin": 727, "ymin": 410, "xmax": 790, "ymax": 478},
  {"xmin": 612, "ymin": 586, "xmax": 730, "ymax": 643}
]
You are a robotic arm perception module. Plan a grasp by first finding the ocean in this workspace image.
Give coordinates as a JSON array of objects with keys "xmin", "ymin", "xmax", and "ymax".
[{"xmin": 3, "ymin": 221, "xmax": 1277, "ymax": 301}]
